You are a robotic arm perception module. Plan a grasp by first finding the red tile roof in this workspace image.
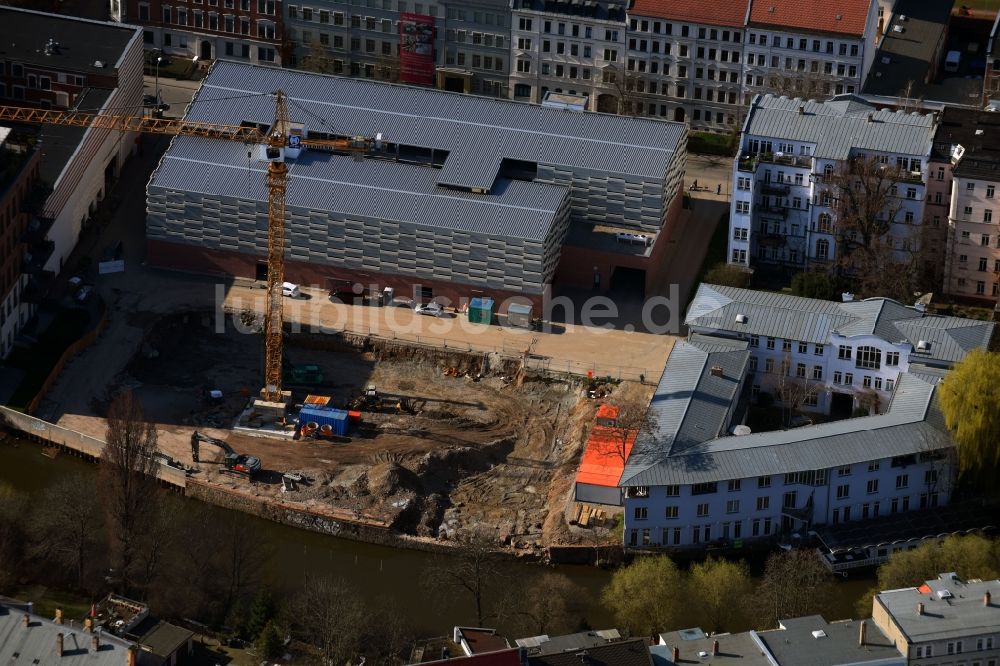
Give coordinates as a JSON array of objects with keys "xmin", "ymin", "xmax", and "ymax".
[
  {"xmin": 748, "ymin": 0, "xmax": 871, "ymax": 36},
  {"xmin": 630, "ymin": 0, "xmax": 750, "ymax": 28},
  {"xmin": 596, "ymin": 404, "xmax": 619, "ymax": 421},
  {"xmin": 575, "ymin": 426, "xmax": 638, "ymax": 488}
]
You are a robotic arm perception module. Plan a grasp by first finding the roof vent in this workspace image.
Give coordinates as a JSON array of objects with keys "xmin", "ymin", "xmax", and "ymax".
[
  {"xmin": 735, "ymin": 313, "xmax": 748, "ymax": 324},
  {"xmin": 710, "ymin": 366, "xmax": 724, "ymax": 378},
  {"xmin": 836, "ymin": 13, "xmax": 843, "ymax": 20},
  {"xmin": 798, "ymin": 105, "xmax": 805, "ymax": 114},
  {"xmin": 881, "ymin": 56, "xmax": 891, "ymax": 64},
  {"xmin": 842, "ymin": 292, "xmax": 855, "ymax": 302},
  {"xmin": 899, "ymin": 14, "xmax": 907, "ymax": 21},
  {"xmin": 938, "ymin": 589, "xmax": 954, "ymax": 600},
  {"xmin": 893, "ymin": 24, "xmax": 904, "ymax": 33},
  {"xmin": 768, "ymin": 5, "xmax": 775, "ymax": 11},
  {"xmin": 94, "ymin": 60, "xmax": 105, "ymax": 68},
  {"xmin": 916, "ymin": 340, "xmax": 931, "ymax": 351},
  {"xmin": 913, "ymin": 302, "xmax": 926, "ymax": 313},
  {"xmin": 976, "ymin": 129, "xmax": 985, "ymax": 135},
  {"xmin": 867, "ymin": 112, "xmax": 874, "ymax": 122},
  {"xmin": 811, "ymin": 630, "xmax": 827, "ymax": 639}
]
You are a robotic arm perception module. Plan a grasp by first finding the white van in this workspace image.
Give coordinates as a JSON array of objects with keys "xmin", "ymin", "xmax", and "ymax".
[
  {"xmin": 944, "ymin": 50, "xmax": 961, "ymax": 73},
  {"xmin": 281, "ymin": 282, "xmax": 301, "ymax": 298}
]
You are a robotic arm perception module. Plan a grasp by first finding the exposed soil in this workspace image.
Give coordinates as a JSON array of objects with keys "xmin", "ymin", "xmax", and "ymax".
[{"xmin": 79, "ymin": 312, "xmax": 641, "ymax": 550}]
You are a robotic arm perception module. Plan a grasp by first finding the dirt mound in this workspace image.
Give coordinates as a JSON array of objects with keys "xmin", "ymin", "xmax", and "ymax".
[{"xmin": 367, "ymin": 461, "xmax": 421, "ymax": 497}]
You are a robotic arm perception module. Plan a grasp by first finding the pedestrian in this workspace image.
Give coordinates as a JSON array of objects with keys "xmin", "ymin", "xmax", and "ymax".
[
  {"xmin": 693, "ymin": 179, "xmax": 699, "ymax": 189},
  {"xmin": 717, "ymin": 183, "xmax": 722, "ymax": 195}
]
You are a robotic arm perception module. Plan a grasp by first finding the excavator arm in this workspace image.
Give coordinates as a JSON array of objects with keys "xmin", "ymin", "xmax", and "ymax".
[{"xmin": 190, "ymin": 430, "xmax": 236, "ymax": 462}]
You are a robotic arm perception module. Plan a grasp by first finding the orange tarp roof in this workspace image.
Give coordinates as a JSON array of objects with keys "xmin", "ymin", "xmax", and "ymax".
[
  {"xmin": 575, "ymin": 425, "xmax": 638, "ymax": 487},
  {"xmin": 596, "ymin": 404, "xmax": 620, "ymax": 421},
  {"xmin": 918, "ymin": 584, "xmax": 933, "ymax": 594}
]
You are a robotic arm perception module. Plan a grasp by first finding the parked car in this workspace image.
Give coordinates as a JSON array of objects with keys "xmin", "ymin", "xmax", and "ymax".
[
  {"xmin": 415, "ymin": 302, "xmax": 446, "ymax": 317},
  {"xmin": 281, "ymin": 282, "xmax": 302, "ymax": 298},
  {"xmin": 390, "ymin": 296, "xmax": 415, "ymax": 308},
  {"xmin": 143, "ymin": 94, "xmax": 158, "ymax": 108}
]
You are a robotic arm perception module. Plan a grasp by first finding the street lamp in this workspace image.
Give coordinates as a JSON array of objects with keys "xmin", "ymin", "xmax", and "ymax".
[{"xmin": 154, "ymin": 55, "xmax": 163, "ymax": 106}]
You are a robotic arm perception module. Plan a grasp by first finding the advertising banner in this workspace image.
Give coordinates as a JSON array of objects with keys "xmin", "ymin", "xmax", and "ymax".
[{"xmin": 399, "ymin": 13, "xmax": 436, "ymax": 86}]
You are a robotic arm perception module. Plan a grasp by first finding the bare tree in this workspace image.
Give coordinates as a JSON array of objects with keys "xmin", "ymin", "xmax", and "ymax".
[
  {"xmin": 593, "ymin": 397, "xmax": 657, "ymax": 468},
  {"xmin": 292, "ymin": 575, "xmax": 368, "ymax": 665},
  {"xmin": 32, "ymin": 476, "xmax": 105, "ymax": 592},
  {"xmin": 754, "ymin": 549, "xmax": 835, "ymax": 629},
  {"xmin": 424, "ymin": 536, "xmax": 504, "ymax": 627},
  {"xmin": 760, "ymin": 352, "xmax": 821, "ymax": 427},
  {"xmin": 299, "ymin": 40, "xmax": 338, "ymax": 74},
  {"xmin": 497, "ymin": 572, "xmax": 587, "ymax": 636},
  {"xmin": 824, "ymin": 155, "xmax": 920, "ymax": 301},
  {"xmin": 101, "ymin": 391, "xmax": 160, "ymax": 595}
]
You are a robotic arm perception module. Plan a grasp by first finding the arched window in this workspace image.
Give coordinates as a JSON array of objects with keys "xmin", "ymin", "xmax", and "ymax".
[
  {"xmin": 817, "ymin": 213, "xmax": 832, "ymax": 233},
  {"xmin": 856, "ymin": 346, "xmax": 882, "ymax": 370}
]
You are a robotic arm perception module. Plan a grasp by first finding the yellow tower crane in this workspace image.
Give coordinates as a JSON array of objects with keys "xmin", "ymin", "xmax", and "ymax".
[{"xmin": 0, "ymin": 92, "xmax": 374, "ymax": 401}]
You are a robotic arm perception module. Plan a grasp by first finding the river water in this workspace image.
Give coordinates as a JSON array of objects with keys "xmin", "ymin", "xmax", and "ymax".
[{"xmin": 0, "ymin": 436, "xmax": 874, "ymax": 635}]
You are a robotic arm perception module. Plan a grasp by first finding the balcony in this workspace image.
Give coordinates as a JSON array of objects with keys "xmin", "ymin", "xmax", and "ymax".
[
  {"xmin": 22, "ymin": 239, "xmax": 54, "ymax": 276},
  {"xmin": 899, "ymin": 170, "xmax": 925, "ymax": 184},
  {"xmin": 758, "ymin": 180, "xmax": 791, "ymax": 196},
  {"xmin": 756, "ymin": 152, "xmax": 812, "ymax": 168}
]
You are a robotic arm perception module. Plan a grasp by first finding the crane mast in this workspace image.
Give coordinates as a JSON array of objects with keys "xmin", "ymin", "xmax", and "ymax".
[
  {"xmin": 0, "ymin": 93, "xmax": 375, "ymax": 405},
  {"xmin": 263, "ymin": 91, "xmax": 290, "ymax": 402}
]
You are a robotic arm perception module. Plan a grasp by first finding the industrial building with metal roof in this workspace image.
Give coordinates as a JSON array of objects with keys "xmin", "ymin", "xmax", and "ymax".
[
  {"xmin": 617, "ymin": 283, "xmax": 993, "ymax": 551},
  {"xmin": 0, "ymin": 601, "xmax": 137, "ymax": 666},
  {"xmin": 146, "ymin": 59, "xmax": 687, "ymax": 302}
]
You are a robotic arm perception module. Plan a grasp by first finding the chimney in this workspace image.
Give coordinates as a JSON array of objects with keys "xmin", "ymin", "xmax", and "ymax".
[
  {"xmin": 713, "ymin": 639, "xmax": 720, "ymax": 656},
  {"xmin": 858, "ymin": 620, "xmax": 867, "ymax": 646},
  {"xmin": 867, "ymin": 112, "xmax": 874, "ymax": 123},
  {"xmin": 54, "ymin": 608, "xmax": 63, "ymax": 625},
  {"xmin": 985, "ymin": 590, "xmax": 992, "ymax": 606},
  {"xmin": 798, "ymin": 105, "xmax": 805, "ymax": 115},
  {"xmin": 22, "ymin": 613, "xmax": 30, "ymax": 628},
  {"xmin": 91, "ymin": 633, "xmax": 100, "ymax": 652},
  {"xmin": 710, "ymin": 366, "xmax": 724, "ymax": 377},
  {"xmin": 127, "ymin": 645, "xmax": 137, "ymax": 666},
  {"xmin": 917, "ymin": 602, "xmax": 925, "ymax": 615},
  {"xmin": 56, "ymin": 633, "xmax": 64, "ymax": 658},
  {"xmin": 672, "ymin": 647, "xmax": 679, "ymax": 662}
]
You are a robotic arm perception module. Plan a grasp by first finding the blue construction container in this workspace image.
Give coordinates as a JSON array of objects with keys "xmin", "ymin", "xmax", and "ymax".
[
  {"xmin": 298, "ymin": 405, "xmax": 350, "ymax": 437},
  {"xmin": 468, "ymin": 296, "xmax": 495, "ymax": 324}
]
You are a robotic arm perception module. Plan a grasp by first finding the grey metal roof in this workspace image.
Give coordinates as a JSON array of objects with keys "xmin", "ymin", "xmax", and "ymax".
[
  {"xmin": 686, "ymin": 284, "xmax": 995, "ymax": 364},
  {"xmin": 191, "ymin": 60, "xmax": 684, "ymax": 188},
  {"xmin": 620, "ymin": 337, "xmax": 749, "ymax": 485},
  {"xmin": 876, "ymin": 576, "xmax": 1000, "ymax": 643},
  {"xmin": 0, "ymin": 604, "xmax": 135, "ymax": 666},
  {"xmin": 150, "ymin": 136, "xmax": 568, "ymax": 241},
  {"xmin": 756, "ymin": 616, "xmax": 902, "ymax": 666},
  {"xmin": 652, "ymin": 630, "xmax": 773, "ymax": 666},
  {"xmin": 515, "ymin": 630, "xmax": 622, "ymax": 656},
  {"xmin": 528, "ymin": 638, "xmax": 653, "ymax": 666},
  {"xmin": 619, "ymin": 365, "xmax": 949, "ymax": 487},
  {"xmin": 743, "ymin": 93, "xmax": 935, "ymax": 160}
]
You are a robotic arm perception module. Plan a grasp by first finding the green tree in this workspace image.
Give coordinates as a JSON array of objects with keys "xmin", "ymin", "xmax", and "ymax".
[
  {"xmin": 688, "ymin": 557, "xmax": 752, "ymax": 633},
  {"xmin": 856, "ymin": 534, "xmax": 1000, "ymax": 616},
  {"xmin": 790, "ymin": 271, "xmax": 838, "ymax": 300},
  {"xmin": 705, "ymin": 262, "xmax": 751, "ymax": 288},
  {"xmin": 601, "ymin": 555, "xmax": 686, "ymax": 636},
  {"xmin": 755, "ymin": 550, "xmax": 835, "ymax": 629},
  {"xmin": 255, "ymin": 620, "xmax": 283, "ymax": 661},
  {"xmin": 246, "ymin": 588, "xmax": 277, "ymax": 641},
  {"xmin": 939, "ymin": 349, "xmax": 1000, "ymax": 476}
]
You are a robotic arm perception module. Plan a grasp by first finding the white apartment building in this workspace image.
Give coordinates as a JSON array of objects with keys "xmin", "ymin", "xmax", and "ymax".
[
  {"xmin": 508, "ymin": 0, "xmax": 627, "ymax": 111},
  {"xmin": 742, "ymin": 0, "xmax": 879, "ymax": 101},
  {"xmin": 728, "ymin": 94, "xmax": 935, "ymax": 272},
  {"xmin": 624, "ymin": 0, "xmax": 748, "ymax": 128},
  {"xmin": 939, "ymin": 108, "xmax": 1000, "ymax": 303},
  {"xmin": 618, "ymin": 283, "xmax": 994, "ymax": 550},
  {"xmin": 874, "ymin": 574, "xmax": 1000, "ymax": 664}
]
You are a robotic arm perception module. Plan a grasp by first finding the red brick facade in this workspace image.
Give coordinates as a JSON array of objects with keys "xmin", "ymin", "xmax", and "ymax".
[{"xmin": 0, "ymin": 144, "xmax": 41, "ymax": 304}]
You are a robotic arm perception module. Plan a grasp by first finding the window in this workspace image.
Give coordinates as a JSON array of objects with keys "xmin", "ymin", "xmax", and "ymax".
[
  {"xmin": 868, "ymin": 461, "xmax": 880, "ymax": 472},
  {"xmin": 925, "ymin": 469, "xmax": 938, "ymax": 486},
  {"xmin": 896, "ymin": 474, "xmax": 908, "ymax": 489},
  {"xmin": 782, "ymin": 339, "xmax": 792, "ymax": 352},
  {"xmin": 838, "ymin": 465, "xmax": 852, "ymax": 477},
  {"xmin": 836, "ymin": 484, "xmax": 850, "ymax": 499},
  {"xmin": 885, "ymin": 351, "xmax": 899, "ymax": 366},
  {"xmin": 749, "ymin": 335, "xmax": 759, "ymax": 348},
  {"xmin": 692, "ymin": 482, "xmax": 718, "ymax": 495},
  {"xmin": 863, "ymin": 375, "xmax": 873, "ymax": 388},
  {"xmin": 633, "ymin": 506, "xmax": 648, "ymax": 520},
  {"xmin": 766, "ymin": 337, "xmax": 775, "ymax": 350},
  {"xmin": 989, "ymin": 185, "xmax": 996, "ymax": 198},
  {"xmin": 758, "ymin": 476, "xmax": 771, "ymax": 488},
  {"xmin": 867, "ymin": 479, "xmax": 879, "ymax": 494},
  {"xmin": 856, "ymin": 346, "xmax": 881, "ymax": 370},
  {"xmin": 833, "ymin": 371, "xmax": 843, "ymax": 383},
  {"xmin": 665, "ymin": 506, "xmax": 679, "ymax": 519},
  {"xmin": 665, "ymin": 485, "xmax": 680, "ymax": 497},
  {"xmin": 798, "ymin": 341, "xmax": 808, "ymax": 354},
  {"xmin": 814, "ymin": 344, "xmax": 824, "ymax": 356},
  {"xmin": 518, "ymin": 17, "xmax": 532, "ymax": 30},
  {"xmin": 816, "ymin": 238, "xmax": 829, "ymax": 259},
  {"xmin": 783, "ymin": 491, "xmax": 797, "ymax": 508},
  {"xmin": 726, "ymin": 499, "xmax": 740, "ymax": 513},
  {"xmin": 728, "ymin": 479, "xmax": 741, "ymax": 492},
  {"xmin": 756, "ymin": 496, "xmax": 769, "ymax": 510},
  {"xmin": 838, "ymin": 345, "xmax": 852, "ymax": 360},
  {"xmin": 696, "ymin": 503, "xmax": 710, "ymax": 517},
  {"xmin": 812, "ymin": 365, "xmax": 823, "ymax": 380},
  {"xmin": 796, "ymin": 363, "xmax": 806, "ymax": 378}
]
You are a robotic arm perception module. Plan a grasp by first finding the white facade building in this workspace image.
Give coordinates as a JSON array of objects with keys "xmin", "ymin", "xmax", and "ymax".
[
  {"xmin": 508, "ymin": 0, "xmax": 627, "ymax": 111},
  {"xmin": 624, "ymin": 0, "xmax": 748, "ymax": 128},
  {"xmin": 742, "ymin": 0, "xmax": 879, "ymax": 101},
  {"xmin": 618, "ymin": 284, "xmax": 994, "ymax": 551},
  {"xmin": 728, "ymin": 94, "xmax": 935, "ymax": 272}
]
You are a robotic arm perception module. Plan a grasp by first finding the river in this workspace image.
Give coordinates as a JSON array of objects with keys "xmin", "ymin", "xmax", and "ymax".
[{"xmin": 0, "ymin": 436, "xmax": 875, "ymax": 636}]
